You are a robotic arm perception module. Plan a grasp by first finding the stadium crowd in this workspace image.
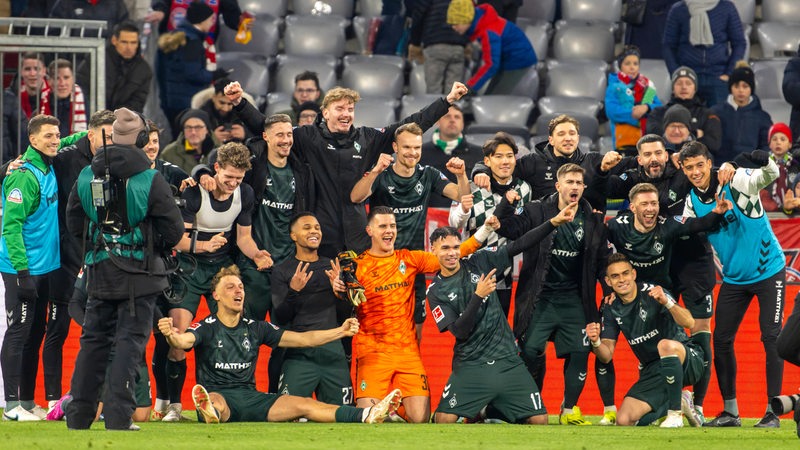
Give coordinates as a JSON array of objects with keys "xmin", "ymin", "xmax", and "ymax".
[{"xmin": 1, "ymin": 0, "xmax": 800, "ymax": 437}]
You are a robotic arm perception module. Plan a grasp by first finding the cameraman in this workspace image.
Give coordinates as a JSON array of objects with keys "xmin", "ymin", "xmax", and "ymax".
[{"xmin": 64, "ymin": 108, "xmax": 184, "ymax": 431}]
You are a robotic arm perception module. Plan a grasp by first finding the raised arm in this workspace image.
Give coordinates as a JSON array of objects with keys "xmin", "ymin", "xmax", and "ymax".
[
  {"xmin": 278, "ymin": 318, "xmax": 360, "ymax": 347},
  {"xmin": 158, "ymin": 317, "xmax": 196, "ymax": 350}
]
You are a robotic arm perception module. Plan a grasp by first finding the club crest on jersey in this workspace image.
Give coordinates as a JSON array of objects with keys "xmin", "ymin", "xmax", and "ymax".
[
  {"xmin": 242, "ymin": 337, "xmax": 251, "ymax": 352},
  {"xmin": 639, "ymin": 306, "xmax": 647, "ymax": 322},
  {"xmin": 669, "ymin": 190, "xmax": 677, "ymax": 201},
  {"xmin": 399, "ymin": 260, "xmax": 406, "ymax": 275},
  {"xmin": 449, "ymin": 394, "xmax": 458, "ymax": 408},
  {"xmin": 471, "ymin": 273, "xmax": 480, "ymax": 284},
  {"xmin": 653, "ymin": 242, "xmax": 663, "ymax": 254},
  {"xmin": 415, "ymin": 182, "xmax": 423, "ymax": 195},
  {"xmin": 432, "ymin": 305, "xmax": 445, "ymax": 323},
  {"xmin": 6, "ymin": 188, "xmax": 22, "ymax": 204},
  {"xmin": 354, "ymin": 142, "xmax": 361, "ymax": 153},
  {"xmin": 360, "ymin": 380, "xmax": 367, "ymax": 391},
  {"xmin": 575, "ymin": 227, "xmax": 584, "ymax": 241}
]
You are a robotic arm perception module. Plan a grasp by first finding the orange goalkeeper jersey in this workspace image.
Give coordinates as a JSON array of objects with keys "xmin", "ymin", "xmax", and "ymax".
[{"xmin": 353, "ymin": 237, "xmax": 482, "ymax": 355}]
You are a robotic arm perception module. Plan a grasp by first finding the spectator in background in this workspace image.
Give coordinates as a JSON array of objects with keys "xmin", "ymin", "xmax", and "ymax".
[
  {"xmin": 408, "ymin": 0, "xmax": 469, "ymax": 95},
  {"xmin": 421, "ymin": 104, "xmax": 483, "ymax": 208},
  {"xmin": 157, "ymin": 1, "xmax": 220, "ymax": 129},
  {"xmin": 77, "ymin": 20, "xmax": 152, "ymax": 112},
  {"xmin": 661, "ymin": 104, "xmax": 696, "ymax": 152},
  {"xmin": 296, "ymin": 101, "xmax": 321, "ymax": 127},
  {"xmin": 783, "ymin": 43, "xmax": 800, "ymax": 146},
  {"xmin": 663, "ymin": 0, "xmax": 747, "ymax": 108},
  {"xmin": 605, "ymin": 45, "xmax": 662, "ymax": 156},
  {"xmin": 25, "ymin": 0, "xmax": 129, "ymax": 35},
  {"xmin": 624, "ymin": 0, "xmax": 680, "ymax": 59},
  {"xmin": 749, "ymin": 123, "xmax": 800, "ymax": 214},
  {"xmin": 647, "ymin": 66, "xmax": 722, "ymax": 157},
  {"xmin": 277, "ymin": 71, "xmax": 324, "ymax": 125},
  {"xmin": 41, "ymin": 59, "xmax": 88, "ymax": 137},
  {"xmin": 711, "ymin": 61, "xmax": 772, "ymax": 163},
  {"xmin": 446, "ymin": 0, "xmax": 537, "ymax": 95},
  {"xmin": 13, "ymin": 52, "xmax": 47, "ymax": 120},
  {"xmin": 160, "ymin": 109, "xmax": 220, "ymax": 174},
  {"xmin": 195, "ymin": 78, "xmax": 249, "ymax": 143}
]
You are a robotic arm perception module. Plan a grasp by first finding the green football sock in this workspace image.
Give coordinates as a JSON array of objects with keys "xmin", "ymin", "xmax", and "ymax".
[
  {"xmin": 660, "ymin": 355, "xmax": 682, "ymax": 411},
  {"xmin": 335, "ymin": 405, "xmax": 363, "ymax": 423}
]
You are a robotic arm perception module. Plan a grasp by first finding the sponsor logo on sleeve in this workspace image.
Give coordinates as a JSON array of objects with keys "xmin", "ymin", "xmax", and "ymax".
[
  {"xmin": 7, "ymin": 188, "xmax": 22, "ymax": 204},
  {"xmin": 432, "ymin": 305, "xmax": 445, "ymax": 323}
]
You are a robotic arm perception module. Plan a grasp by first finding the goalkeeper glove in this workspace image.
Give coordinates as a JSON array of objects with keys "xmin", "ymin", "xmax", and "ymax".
[{"xmin": 338, "ymin": 250, "xmax": 367, "ymax": 307}]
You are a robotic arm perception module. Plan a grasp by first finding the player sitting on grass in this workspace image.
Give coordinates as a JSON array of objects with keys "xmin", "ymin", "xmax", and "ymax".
[
  {"xmin": 158, "ymin": 264, "xmax": 401, "ymax": 423},
  {"xmin": 586, "ymin": 253, "xmax": 705, "ymax": 428}
]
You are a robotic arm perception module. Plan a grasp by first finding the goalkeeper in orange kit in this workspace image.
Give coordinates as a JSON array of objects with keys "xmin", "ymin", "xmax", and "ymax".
[{"xmin": 325, "ymin": 206, "xmax": 492, "ymax": 423}]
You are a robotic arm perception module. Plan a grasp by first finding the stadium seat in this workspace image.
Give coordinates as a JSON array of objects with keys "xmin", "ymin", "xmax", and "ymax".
[
  {"xmin": 639, "ymin": 59, "xmax": 672, "ymax": 102},
  {"xmin": 596, "ymin": 135, "xmax": 614, "ymax": 154},
  {"xmin": 216, "ymin": 52, "xmax": 269, "ymax": 98},
  {"xmin": 506, "ymin": 66, "xmax": 541, "ymax": 100},
  {"xmin": 517, "ymin": 0, "xmax": 556, "ymax": 23},
  {"xmin": 761, "ymin": 98, "xmax": 792, "ymax": 124},
  {"xmin": 274, "ymin": 54, "xmax": 338, "ymax": 94},
  {"xmin": 729, "ymin": 0, "xmax": 756, "ymax": 26},
  {"xmin": 216, "ymin": 14, "xmax": 279, "ymax": 58},
  {"xmin": 560, "ymin": 0, "xmax": 622, "ymax": 23},
  {"xmin": 551, "ymin": 23, "xmax": 615, "ymax": 62},
  {"xmin": 523, "ymin": 22, "xmax": 552, "ymax": 63},
  {"xmin": 291, "ymin": 0, "xmax": 355, "ymax": 18},
  {"xmin": 538, "ymin": 96, "xmax": 602, "ymax": 118},
  {"xmin": 351, "ymin": 15, "xmax": 372, "ymax": 54},
  {"xmin": 265, "ymin": 92, "xmax": 292, "ymax": 116},
  {"xmin": 239, "ymin": 0, "xmax": 287, "ymax": 16},
  {"xmin": 756, "ymin": 22, "xmax": 800, "ymax": 58},
  {"xmin": 408, "ymin": 61, "xmax": 427, "ymax": 95},
  {"xmin": 470, "ymin": 95, "xmax": 535, "ymax": 127},
  {"xmin": 358, "ymin": 0, "xmax": 383, "ymax": 17},
  {"xmin": 752, "ymin": 59, "xmax": 790, "ymax": 100},
  {"xmin": 283, "ymin": 15, "xmax": 348, "ymax": 57},
  {"xmin": 762, "ymin": 0, "xmax": 800, "ymax": 23},
  {"xmin": 544, "ymin": 61, "xmax": 607, "ymax": 100},
  {"xmin": 400, "ymin": 94, "xmax": 444, "ymax": 118},
  {"xmin": 341, "ymin": 55, "xmax": 405, "ymax": 99},
  {"xmin": 535, "ymin": 112, "xmax": 600, "ymax": 141},
  {"xmin": 352, "ymin": 97, "xmax": 399, "ymax": 128},
  {"xmin": 530, "ymin": 134, "xmax": 595, "ymax": 152}
]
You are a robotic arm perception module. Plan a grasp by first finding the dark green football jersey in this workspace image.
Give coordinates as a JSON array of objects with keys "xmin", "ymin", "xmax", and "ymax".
[
  {"xmin": 370, "ymin": 164, "xmax": 450, "ymax": 249},
  {"xmin": 607, "ymin": 214, "xmax": 695, "ymax": 289},
  {"xmin": 253, "ymin": 162, "xmax": 295, "ymax": 265},
  {"xmin": 600, "ymin": 283, "xmax": 688, "ymax": 365},
  {"xmin": 188, "ymin": 314, "xmax": 284, "ymax": 391},
  {"xmin": 541, "ymin": 207, "xmax": 585, "ymax": 296},
  {"xmin": 427, "ymin": 247, "xmax": 518, "ymax": 365}
]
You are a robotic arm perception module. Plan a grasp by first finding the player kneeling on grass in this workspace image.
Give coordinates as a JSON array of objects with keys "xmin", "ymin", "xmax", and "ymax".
[
  {"xmin": 586, "ymin": 253, "xmax": 705, "ymax": 427},
  {"xmin": 158, "ymin": 265, "xmax": 401, "ymax": 423},
  {"xmin": 428, "ymin": 202, "xmax": 579, "ymax": 425}
]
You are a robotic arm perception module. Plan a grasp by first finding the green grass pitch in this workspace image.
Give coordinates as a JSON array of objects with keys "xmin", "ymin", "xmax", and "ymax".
[{"xmin": 2, "ymin": 414, "xmax": 799, "ymax": 450}]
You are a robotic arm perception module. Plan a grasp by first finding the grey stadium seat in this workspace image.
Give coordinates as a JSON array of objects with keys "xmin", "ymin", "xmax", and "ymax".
[
  {"xmin": 291, "ymin": 0, "xmax": 355, "ymax": 18},
  {"xmin": 538, "ymin": 96, "xmax": 602, "ymax": 118},
  {"xmin": 408, "ymin": 61, "xmax": 427, "ymax": 96},
  {"xmin": 551, "ymin": 23, "xmax": 615, "ymax": 62},
  {"xmin": 544, "ymin": 61, "xmax": 607, "ymax": 100},
  {"xmin": 341, "ymin": 55, "xmax": 405, "ymax": 99},
  {"xmin": 470, "ymin": 95, "xmax": 535, "ymax": 127},
  {"xmin": 284, "ymin": 15, "xmax": 348, "ymax": 58},
  {"xmin": 216, "ymin": 53, "xmax": 269, "ymax": 98},
  {"xmin": 560, "ymin": 0, "xmax": 622, "ymax": 23},
  {"xmin": 239, "ymin": 0, "xmax": 287, "ymax": 17},
  {"xmin": 756, "ymin": 22, "xmax": 800, "ymax": 58},
  {"xmin": 216, "ymin": 14, "xmax": 280, "ymax": 58},
  {"xmin": 352, "ymin": 97, "xmax": 399, "ymax": 128},
  {"xmin": 762, "ymin": 0, "xmax": 800, "ymax": 24},
  {"xmin": 274, "ymin": 54, "xmax": 338, "ymax": 94},
  {"xmin": 400, "ymin": 94, "xmax": 444, "ymax": 119},
  {"xmin": 524, "ymin": 22, "xmax": 552, "ymax": 63},
  {"xmin": 358, "ymin": 0, "xmax": 383, "ymax": 18},
  {"xmin": 729, "ymin": 0, "xmax": 756, "ymax": 26},
  {"xmin": 518, "ymin": 0, "xmax": 556, "ymax": 23},
  {"xmin": 265, "ymin": 92, "xmax": 293, "ymax": 116},
  {"xmin": 639, "ymin": 59, "xmax": 672, "ymax": 102},
  {"xmin": 761, "ymin": 98, "xmax": 792, "ymax": 124},
  {"xmin": 752, "ymin": 59, "xmax": 790, "ymax": 100}
]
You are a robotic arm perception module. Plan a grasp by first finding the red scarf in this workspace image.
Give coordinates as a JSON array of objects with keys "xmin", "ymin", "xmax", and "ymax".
[
  {"xmin": 618, "ymin": 72, "xmax": 651, "ymax": 132},
  {"xmin": 167, "ymin": 0, "xmax": 220, "ymax": 70},
  {"xmin": 38, "ymin": 83, "xmax": 87, "ymax": 134},
  {"xmin": 19, "ymin": 78, "xmax": 50, "ymax": 119}
]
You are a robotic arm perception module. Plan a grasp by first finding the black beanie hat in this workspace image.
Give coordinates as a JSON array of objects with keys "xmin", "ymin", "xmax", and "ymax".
[
  {"xmin": 186, "ymin": 1, "xmax": 214, "ymax": 25},
  {"xmin": 662, "ymin": 104, "xmax": 692, "ymax": 130},
  {"xmin": 179, "ymin": 108, "xmax": 211, "ymax": 131},
  {"xmin": 729, "ymin": 61, "xmax": 756, "ymax": 94}
]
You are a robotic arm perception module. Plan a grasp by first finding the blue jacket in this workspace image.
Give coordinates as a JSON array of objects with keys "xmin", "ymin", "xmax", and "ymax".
[
  {"xmin": 711, "ymin": 95, "xmax": 772, "ymax": 163},
  {"xmin": 605, "ymin": 73, "xmax": 662, "ymax": 149},
  {"xmin": 662, "ymin": 0, "xmax": 747, "ymax": 77},
  {"xmin": 466, "ymin": 4, "xmax": 537, "ymax": 91},
  {"xmin": 158, "ymin": 22, "xmax": 213, "ymax": 113}
]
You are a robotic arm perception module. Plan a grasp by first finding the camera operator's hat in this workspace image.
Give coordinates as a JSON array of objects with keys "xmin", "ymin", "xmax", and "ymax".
[{"xmin": 113, "ymin": 108, "xmax": 146, "ymax": 146}]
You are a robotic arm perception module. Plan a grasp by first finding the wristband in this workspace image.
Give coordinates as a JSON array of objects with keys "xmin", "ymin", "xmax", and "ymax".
[
  {"xmin": 591, "ymin": 339, "xmax": 601, "ymax": 348},
  {"xmin": 474, "ymin": 224, "xmax": 492, "ymax": 243},
  {"xmin": 665, "ymin": 300, "xmax": 676, "ymax": 310}
]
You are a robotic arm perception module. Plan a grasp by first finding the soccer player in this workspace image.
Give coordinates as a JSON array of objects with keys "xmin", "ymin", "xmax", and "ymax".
[
  {"xmin": 163, "ymin": 142, "xmax": 272, "ymax": 421},
  {"xmin": 158, "ymin": 265, "xmax": 401, "ymax": 424},
  {"xmin": 680, "ymin": 142, "xmax": 786, "ymax": 428},
  {"xmin": 586, "ymin": 253, "xmax": 705, "ymax": 427},
  {"xmin": 494, "ymin": 163, "xmax": 609, "ymax": 425},
  {"xmin": 350, "ymin": 122, "xmax": 470, "ymax": 341},
  {"xmin": 428, "ymin": 201, "xmax": 577, "ymax": 425},
  {"xmin": 449, "ymin": 132, "xmax": 532, "ymax": 318},
  {"xmin": 271, "ymin": 213, "xmax": 353, "ymax": 405},
  {"xmin": 336, "ymin": 206, "xmax": 487, "ymax": 423}
]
